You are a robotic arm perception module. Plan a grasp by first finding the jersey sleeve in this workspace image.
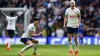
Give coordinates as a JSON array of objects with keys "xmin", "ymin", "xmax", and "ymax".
[
  {"xmin": 28, "ymin": 25, "xmax": 35, "ymax": 32},
  {"xmin": 65, "ymin": 9, "xmax": 68, "ymax": 16},
  {"xmin": 15, "ymin": 16, "xmax": 18, "ymax": 20},
  {"xmin": 6, "ymin": 16, "xmax": 9, "ymax": 20},
  {"xmin": 76, "ymin": 9, "xmax": 80, "ymax": 14}
]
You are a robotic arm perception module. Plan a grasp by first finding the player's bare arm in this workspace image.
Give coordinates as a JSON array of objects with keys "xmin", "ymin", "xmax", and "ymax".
[
  {"xmin": 77, "ymin": 13, "xmax": 81, "ymax": 25},
  {"xmin": 17, "ymin": 10, "xmax": 27, "ymax": 18},
  {"xmin": 63, "ymin": 15, "xmax": 68, "ymax": 28},
  {"xmin": 1, "ymin": 10, "xmax": 7, "ymax": 17},
  {"xmin": 29, "ymin": 31, "xmax": 42, "ymax": 36}
]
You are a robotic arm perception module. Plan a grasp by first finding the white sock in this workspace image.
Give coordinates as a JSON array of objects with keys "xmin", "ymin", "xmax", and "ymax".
[
  {"xmin": 68, "ymin": 41, "xmax": 72, "ymax": 50},
  {"xmin": 8, "ymin": 38, "xmax": 13, "ymax": 48},
  {"xmin": 33, "ymin": 43, "xmax": 38, "ymax": 53},
  {"xmin": 21, "ymin": 44, "xmax": 33, "ymax": 52},
  {"xmin": 75, "ymin": 41, "xmax": 79, "ymax": 51}
]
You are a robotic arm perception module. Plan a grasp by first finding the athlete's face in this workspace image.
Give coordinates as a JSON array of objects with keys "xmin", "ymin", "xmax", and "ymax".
[
  {"xmin": 34, "ymin": 20, "xmax": 39, "ymax": 26},
  {"xmin": 70, "ymin": 1, "xmax": 75, "ymax": 8}
]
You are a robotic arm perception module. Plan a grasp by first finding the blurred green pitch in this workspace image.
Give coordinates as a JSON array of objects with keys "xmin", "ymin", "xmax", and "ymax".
[{"xmin": 0, "ymin": 45, "xmax": 100, "ymax": 56}]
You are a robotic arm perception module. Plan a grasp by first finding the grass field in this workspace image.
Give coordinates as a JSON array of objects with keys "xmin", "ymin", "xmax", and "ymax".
[{"xmin": 0, "ymin": 45, "xmax": 100, "ymax": 56}]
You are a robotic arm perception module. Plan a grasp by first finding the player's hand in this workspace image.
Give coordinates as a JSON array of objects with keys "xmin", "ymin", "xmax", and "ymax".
[
  {"xmin": 63, "ymin": 25, "xmax": 67, "ymax": 31},
  {"xmin": 63, "ymin": 25, "xmax": 66, "ymax": 28},
  {"xmin": 38, "ymin": 32, "xmax": 42, "ymax": 36}
]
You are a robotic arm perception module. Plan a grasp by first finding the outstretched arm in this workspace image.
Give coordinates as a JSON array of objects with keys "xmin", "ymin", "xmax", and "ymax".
[
  {"xmin": 77, "ymin": 13, "xmax": 81, "ymax": 26},
  {"xmin": 29, "ymin": 31, "xmax": 42, "ymax": 37},
  {"xmin": 1, "ymin": 10, "xmax": 7, "ymax": 17},
  {"xmin": 17, "ymin": 10, "xmax": 27, "ymax": 18}
]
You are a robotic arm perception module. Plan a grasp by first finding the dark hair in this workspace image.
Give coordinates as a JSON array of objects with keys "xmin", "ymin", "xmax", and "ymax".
[
  {"xmin": 33, "ymin": 17, "xmax": 39, "ymax": 21},
  {"xmin": 10, "ymin": 12, "xmax": 15, "ymax": 17},
  {"xmin": 31, "ymin": 17, "xmax": 39, "ymax": 23}
]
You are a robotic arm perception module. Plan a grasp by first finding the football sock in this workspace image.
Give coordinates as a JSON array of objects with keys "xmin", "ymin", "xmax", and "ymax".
[
  {"xmin": 33, "ymin": 43, "xmax": 38, "ymax": 53},
  {"xmin": 75, "ymin": 41, "xmax": 79, "ymax": 51},
  {"xmin": 68, "ymin": 41, "xmax": 72, "ymax": 50},
  {"xmin": 21, "ymin": 44, "xmax": 33, "ymax": 52},
  {"xmin": 8, "ymin": 38, "xmax": 13, "ymax": 48}
]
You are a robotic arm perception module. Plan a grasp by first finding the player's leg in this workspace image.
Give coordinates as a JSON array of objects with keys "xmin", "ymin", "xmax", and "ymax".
[
  {"xmin": 73, "ymin": 28, "xmax": 79, "ymax": 56},
  {"xmin": 6, "ymin": 30, "xmax": 14, "ymax": 50},
  {"xmin": 29, "ymin": 38, "xmax": 40, "ymax": 56},
  {"xmin": 79, "ymin": 33, "xmax": 83, "ymax": 44},
  {"xmin": 18, "ymin": 38, "xmax": 33, "ymax": 56},
  {"xmin": 67, "ymin": 27, "xmax": 73, "ymax": 56}
]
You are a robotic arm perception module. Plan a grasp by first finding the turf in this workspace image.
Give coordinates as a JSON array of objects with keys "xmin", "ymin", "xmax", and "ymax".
[{"xmin": 0, "ymin": 45, "xmax": 100, "ymax": 56}]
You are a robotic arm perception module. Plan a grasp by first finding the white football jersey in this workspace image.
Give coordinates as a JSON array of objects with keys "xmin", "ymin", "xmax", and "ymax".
[
  {"xmin": 65, "ymin": 7, "xmax": 80, "ymax": 28},
  {"xmin": 21, "ymin": 23, "xmax": 35, "ymax": 38},
  {"xmin": 6, "ymin": 16, "xmax": 17, "ymax": 30}
]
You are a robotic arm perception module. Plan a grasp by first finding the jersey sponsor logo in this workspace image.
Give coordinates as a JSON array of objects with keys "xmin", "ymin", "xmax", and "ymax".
[{"xmin": 69, "ymin": 15, "xmax": 77, "ymax": 19}]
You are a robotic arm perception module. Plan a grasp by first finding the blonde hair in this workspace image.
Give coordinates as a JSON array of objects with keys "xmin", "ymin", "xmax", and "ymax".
[
  {"xmin": 70, "ymin": 0, "xmax": 75, "ymax": 5},
  {"xmin": 71, "ymin": 0, "xmax": 74, "ymax": 1}
]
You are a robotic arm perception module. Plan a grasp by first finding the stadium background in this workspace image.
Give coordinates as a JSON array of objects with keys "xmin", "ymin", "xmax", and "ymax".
[{"xmin": 0, "ymin": 0, "xmax": 100, "ymax": 56}]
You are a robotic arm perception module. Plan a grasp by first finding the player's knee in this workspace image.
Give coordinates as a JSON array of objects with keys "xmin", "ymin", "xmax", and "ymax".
[
  {"xmin": 28, "ymin": 44, "xmax": 34, "ymax": 47},
  {"xmin": 74, "ymin": 38, "xmax": 78, "ymax": 42},
  {"xmin": 68, "ymin": 38, "xmax": 71, "ymax": 41},
  {"xmin": 68, "ymin": 37, "xmax": 72, "ymax": 41},
  {"xmin": 26, "ymin": 40, "xmax": 33, "ymax": 45}
]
